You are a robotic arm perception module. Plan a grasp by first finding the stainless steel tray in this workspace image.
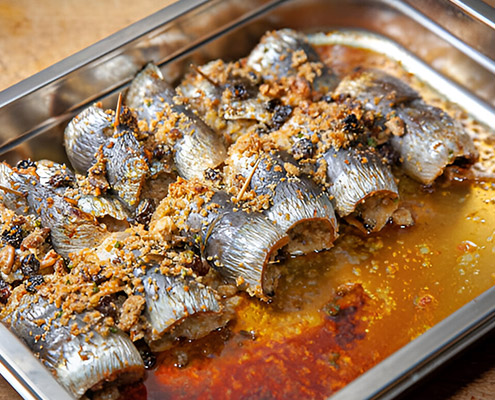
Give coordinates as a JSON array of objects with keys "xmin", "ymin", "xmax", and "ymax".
[{"xmin": 0, "ymin": 0, "xmax": 494, "ymax": 399}]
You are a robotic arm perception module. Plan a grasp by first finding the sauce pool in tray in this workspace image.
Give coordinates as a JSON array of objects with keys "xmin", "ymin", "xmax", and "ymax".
[{"xmin": 0, "ymin": 30, "xmax": 494, "ymax": 400}]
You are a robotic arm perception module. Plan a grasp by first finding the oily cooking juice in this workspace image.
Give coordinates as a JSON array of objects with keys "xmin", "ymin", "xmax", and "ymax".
[{"xmin": 135, "ymin": 46, "xmax": 495, "ymax": 399}]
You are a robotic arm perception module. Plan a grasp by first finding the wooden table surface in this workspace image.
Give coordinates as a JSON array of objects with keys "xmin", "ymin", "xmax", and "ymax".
[{"xmin": 0, "ymin": 0, "xmax": 494, "ymax": 399}]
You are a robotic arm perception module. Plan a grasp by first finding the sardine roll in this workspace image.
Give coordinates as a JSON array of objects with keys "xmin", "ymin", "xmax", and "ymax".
[
  {"xmin": 3, "ymin": 294, "xmax": 144, "ymax": 399},
  {"xmin": 321, "ymin": 145, "xmax": 399, "ymax": 233},
  {"xmin": 226, "ymin": 137, "xmax": 338, "ymax": 255},
  {"xmin": 16, "ymin": 170, "xmax": 107, "ymax": 258},
  {"xmin": 102, "ymin": 128, "xmax": 149, "ymax": 209},
  {"xmin": 137, "ymin": 260, "xmax": 230, "ymax": 352},
  {"xmin": 335, "ymin": 69, "xmax": 478, "ymax": 184},
  {"xmin": 125, "ymin": 63, "xmax": 227, "ymax": 180},
  {"xmin": 393, "ymin": 100, "xmax": 478, "ymax": 184},
  {"xmin": 151, "ymin": 180, "xmax": 289, "ymax": 299},
  {"xmin": 64, "ymin": 105, "xmax": 113, "ymax": 174},
  {"xmin": 197, "ymin": 191, "xmax": 289, "ymax": 299},
  {"xmin": 246, "ymin": 29, "xmax": 339, "ymax": 95}
]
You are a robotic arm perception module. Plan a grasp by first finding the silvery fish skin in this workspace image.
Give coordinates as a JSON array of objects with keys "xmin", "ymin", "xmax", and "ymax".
[
  {"xmin": 64, "ymin": 105, "xmax": 113, "ymax": 174},
  {"xmin": 393, "ymin": 100, "xmax": 478, "ymax": 184},
  {"xmin": 178, "ymin": 60, "xmax": 271, "ymax": 124},
  {"xmin": 334, "ymin": 69, "xmax": 478, "ymax": 184},
  {"xmin": 246, "ymin": 29, "xmax": 339, "ymax": 94},
  {"xmin": 0, "ymin": 162, "xmax": 29, "ymax": 214},
  {"xmin": 137, "ymin": 262, "xmax": 227, "ymax": 352},
  {"xmin": 321, "ymin": 145, "xmax": 399, "ymax": 233},
  {"xmin": 28, "ymin": 160, "xmax": 130, "ymax": 221},
  {"xmin": 35, "ymin": 160, "xmax": 75, "ymax": 191},
  {"xmin": 77, "ymin": 194, "xmax": 129, "ymax": 221},
  {"xmin": 227, "ymin": 149, "xmax": 338, "ymax": 255},
  {"xmin": 188, "ymin": 191, "xmax": 289, "ymax": 299},
  {"xmin": 17, "ymin": 171, "xmax": 107, "ymax": 258},
  {"xmin": 103, "ymin": 126, "xmax": 149, "ymax": 209},
  {"xmin": 3, "ymin": 294, "xmax": 144, "ymax": 399},
  {"xmin": 125, "ymin": 63, "xmax": 227, "ymax": 180}
]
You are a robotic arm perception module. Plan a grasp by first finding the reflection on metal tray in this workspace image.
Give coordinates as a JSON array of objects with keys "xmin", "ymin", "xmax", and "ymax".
[{"xmin": 0, "ymin": 0, "xmax": 494, "ymax": 399}]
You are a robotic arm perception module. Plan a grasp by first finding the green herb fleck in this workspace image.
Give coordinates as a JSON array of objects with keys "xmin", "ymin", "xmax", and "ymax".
[
  {"xmin": 327, "ymin": 352, "xmax": 340, "ymax": 367},
  {"xmin": 92, "ymin": 282, "xmax": 99, "ymax": 293},
  {"xmin": 322, "ymin": 302, "xmax": 340, "ymax": 317},
  {"xmin": 367, "ymin": 137, "xmax": 378, "ymax": 148},
  {"xmin": 109, "ymin": 326, "xmax": 118, "ymax": 333},
  {"xmin": 114, "ymin": 241, "xmax": 121, "ymax": 249}
]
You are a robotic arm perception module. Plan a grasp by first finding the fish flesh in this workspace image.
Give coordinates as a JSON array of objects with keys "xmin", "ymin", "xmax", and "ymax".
[
  {"xmin": 151, "ymin": 180, "xmax": 289, "ymax": 299},
  {"xmin": 225, "ymin": 134, "xmax": 338, "ymax": 254},
  {"xmin": 321, "ymin": 145, "xmax": 399, "ymax": 233},
  {"xmin": 125, "ymin": 63, "xmax": 227, "ymax": 180},
  {"xmin": 136, "ymin": 257, "xmax": 229, "ymax": 352},
  {"xmin": 246, "ymin": 29, "xmax": 339, "ymax": 96},
  {"xmin": 334, "ymin": 69, "xmax": 478, "ymax": 184},
  {"xmin": 2, "ymin": 293, "xmax": 144, "ymax": 399}
]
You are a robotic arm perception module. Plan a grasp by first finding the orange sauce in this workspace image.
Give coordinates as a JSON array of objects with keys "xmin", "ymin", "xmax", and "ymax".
[{"xmin": 134, "ymin": 45, "xmax": 495, "ymax": 400}]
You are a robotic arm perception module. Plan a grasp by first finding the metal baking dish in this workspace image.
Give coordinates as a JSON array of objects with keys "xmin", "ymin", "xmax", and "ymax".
[{"xmin": 0, "ymin": 0, "xmax": 494, "ymax": 399}]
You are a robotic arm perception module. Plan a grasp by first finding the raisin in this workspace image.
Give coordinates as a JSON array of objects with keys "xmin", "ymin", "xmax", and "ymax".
[
  {"xmin": 21, "ymin": 253, "xmax": 40, "ymax": 276},
  {"xmin": 266, "ymin": 98, "xmax": 282, "ymax": 112},
  {"xmin": 322, "ymin": 94, "xmax": 334, "ymax": 103},
  {"xmin": 48, "ymin": 171, "xmax": 74, "ymax": 188},
  {"xmin": 135, "ymin": 340, "xmax": 156, "ymax": 369},
  {"xmin": 2, "ymin": 225, "xmax": 24, "ymax": 248},
  {"xmin": 133, "ymin": 199, "xmax": 155, "ymax": 228},
  {"xmin": 185, "ymin": 254, "xmax": 209, "ymax": 276},
  {"xmin": 16, "ymin": 159, "xmax": 36, "ymax": 169},
  {"xmin": 0, "ymin": 279, "xmax": 11, "ymax": 304},
  {"xmin": 204, "ymin": 168, "xmax": 222, "ymax": 183},
  {"xmin": 291, "ymin": 138, "xmax": 314, "ymax": 160},
  {"xmin": 271, "ymin": 104, "xmax": 293, "ymax": 129},
  {"xmin": 96, "ymin": 295, "xmax": 119, "ymax": 320},
  {"xmin": 91, "ymin": 271, "xmax": 108, "ymax": 285},
  {"xmin": 228, "ymin": 83, "xmax": 248, "ymax": 100},
  {"xmin": 25, "ymin": 275, "xmax": 44, "ymax": 293},
  {"xmin": 343, "ymin": 113, "xmax": 360, "ymax": 133},
  {"xmin": 153, "ymin": 144, "xmax": 172, "ymax": 160}
]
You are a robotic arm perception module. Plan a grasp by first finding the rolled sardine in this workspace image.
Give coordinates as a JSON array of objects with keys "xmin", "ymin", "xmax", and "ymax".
[
  {"xmin": 125, "ymin": 63, "xmax": 227, "ymax": 180},
  {"xmin": 334, "ymin": 68, "xmax": 478, "ymax": 184},
  {"xmin": 2, "ymin": 293, "xmax": 144, "ymax": 399},
  {"xmin": 226, "ymin": 135, "xmax": 338, "ymax": 254},
  {"xmin": 151, "ymin": 180, "xmax": 289, "ymax": 299},
  {"xmin": 136, "ymin": 258, "xmax": 229, "ymax": 352},
  {"xmin": 246, "ymin": 29, "xmax": 339, "ymax": 95}
]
